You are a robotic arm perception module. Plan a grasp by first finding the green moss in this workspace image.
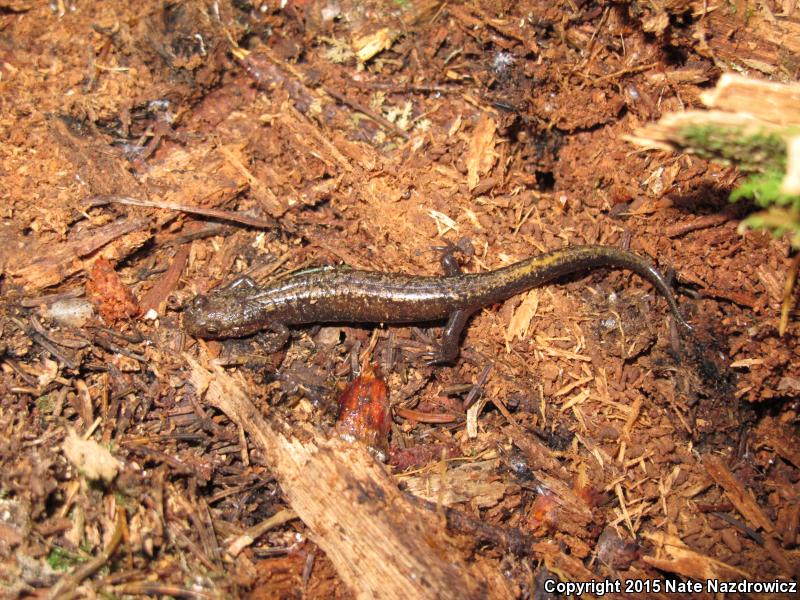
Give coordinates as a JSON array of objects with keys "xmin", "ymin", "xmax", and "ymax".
[
  {"xmin": 46, "ymin": 546, "xmax": 87, "ymax": 572},
  {"xmin": 35, "ymin": 395, "xmax": 53, "ymax": 413},
  {"xmin": 731, "ymin": 170, "xmax": 800, "ymax": 209},
  {"xmin": 671, "ymin": 122, "xmax": 800, "ymax": 248},
  {"xmin": 678, "ymin": 124, "xmax": 787, "ymax": 173}
]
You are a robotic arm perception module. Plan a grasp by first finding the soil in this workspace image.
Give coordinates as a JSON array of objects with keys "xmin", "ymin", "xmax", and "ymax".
[{"xmin": 0, "ymin": 1, "xmax": 798, "ymax": 598}]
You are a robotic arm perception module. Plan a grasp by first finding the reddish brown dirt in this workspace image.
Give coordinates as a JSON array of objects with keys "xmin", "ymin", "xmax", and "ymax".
[{"xmin": 1, "ymin": 1, "xmax": 798, "ymax": 598}]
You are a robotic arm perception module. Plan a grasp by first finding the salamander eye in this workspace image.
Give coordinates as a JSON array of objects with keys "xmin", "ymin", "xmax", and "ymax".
[{"xmin": 204, "ymin": 324, "xmax": 219, "ymax": 336}]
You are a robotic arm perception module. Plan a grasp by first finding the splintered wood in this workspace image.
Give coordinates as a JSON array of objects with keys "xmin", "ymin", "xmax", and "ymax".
[
  {"xmin": 626, "ymin": 74, "xmax": 800, "ymax": 196},
  {"xmin": 186, "ymin": 355, "xmax": 512, "ymax": 600},
  {"xmin": 3, "ymin": 1, "xmax": 800, "ymax": 597},
  {"xmin": 703, "ymin": 455, "xmax": 774, "ymax": 534},
  {"xmin": 642, "ymin": 530, "xmax": 750, "ymax": 582}
]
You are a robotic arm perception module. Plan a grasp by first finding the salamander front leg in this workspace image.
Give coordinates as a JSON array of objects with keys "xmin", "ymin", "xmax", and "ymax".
[
  {"xmin": 435, "ymin": 237, "xmax": 475, "ymax": 276},
  {"xmin": 261, "ymin": 322, "xmax": 291, "ymax": 353},
  {"xmin": 424, "ymin": 238, "xmax": 477, "ymax": 364},
  {"xmin": 220, "ymin": 275, "xmax": 258, "ymax": 291}
]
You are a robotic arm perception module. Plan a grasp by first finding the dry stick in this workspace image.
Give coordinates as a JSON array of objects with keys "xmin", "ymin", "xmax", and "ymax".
[
  {"xmin": 226, "ymin": 508, "xmax": 299, "ymax": 557},
  {"xmin": 407, "ymin": 495, "xmax": 530, "ymax": 556},
  {"xmin": 575, "ymin": 61, "xmax": 660, "ymax": 86},
  {"xmin": 47, "ymin": 507, "xmax": 125, "ymax": 600},
  {"xmin": 349, "ymin": 80, "xmax": 458, "ymax": 95},
  {"xmin": 779, "ymin": 252, "xmax": 800, "ymax": 336},
  {"xmin": 20, "ymin": 288, "xmax": 84, "ymax": 308},
  {"xmin": 12, "ymin": 317, "xmax": 79, "ymax": 370},
  {"xmin": 323, "ymin": 85, "xmax": 411, "ymax": 140},
  {"xmin": 394, "ymin": 406, "xmax": 460, "ymax": 423},
  {"xmin": 186, "ymin": 356, "xmax": 509, "ymax": 600},
  {"xmin": 109, "ymin": 582, "xmax": 214, "ymax": 599},
  {"xmin": 664, "ymin": 213, "xmax": 730, "ymax": 238},
  {"xmin": 574, "ymin": 6, "xmax": 610, "ymax": 76},
  {"xmin": 86, "ymin": 196, "xmax": 276, "ymax": 229}
]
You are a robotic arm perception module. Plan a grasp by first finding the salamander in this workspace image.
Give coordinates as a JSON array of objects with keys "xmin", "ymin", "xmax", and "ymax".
[{"xmin": 183, "ymin": 245, "xmax": 692, "ymax": 363}]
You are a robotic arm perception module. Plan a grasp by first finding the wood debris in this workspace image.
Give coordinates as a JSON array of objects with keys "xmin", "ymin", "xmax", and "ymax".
[{"xmin": 1, "ymin": 1, "xmax": 798, "ymax": 597}]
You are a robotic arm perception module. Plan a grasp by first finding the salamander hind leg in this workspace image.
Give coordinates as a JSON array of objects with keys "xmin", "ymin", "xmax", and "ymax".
[{"xmin": 426, "ymin": 308, "xmax": 475, "ymax": 365}]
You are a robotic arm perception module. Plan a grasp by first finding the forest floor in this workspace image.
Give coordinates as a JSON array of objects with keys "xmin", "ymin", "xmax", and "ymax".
[{"xmin": 0, "ymin": 1, "xmax": 798, "ymax": 598}]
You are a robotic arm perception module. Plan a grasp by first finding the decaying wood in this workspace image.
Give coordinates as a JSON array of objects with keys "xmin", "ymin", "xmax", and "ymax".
[
  {"xmin": 698, "ymin": 2, "xmax": 800, "ymax": 72},
  {"xmin": 7, "ymin": 218, "xmax": 149, "ymax": 291},
  {"xmin": 702, "ymin": 454, "xmax": 774, "ymax": 533},
  {"xmin": 626, "ymin": 75, "xmax": 800, "ymax": 147},
  {"xmin": 139, "ymin": 245, "xmax": 191, "ymax": 315},
  {"xmin": 138, "ymin": 142, "xmax": 255, "ymax": 217},
  {"xmin": 755, "ymin": 416, "xmax": 800, "ymax": 468},
  {"xmin": 186, "ymin": 355, "xmax": 513, "ymax": 600},
  {"xmin": 626, "ymin": 73, "xmax": 800, "ymax": 210},
  {"xmin": 700, "ymin": 73, "xmax": 800, "ymax": 125},
  {"xmin": 642, "ymin": 530, "xmax": 750, "ymax": 581},
  {"xmin": 4, "ymin": 0, "xmax": 800, "ymax": 595},
  {"xmin": 400, "ymin": 458, "xmax": 511, "ymax": 508},
  {"xmin": 48, "ymin": 117, "xmax": 143, "ymax": 199}
]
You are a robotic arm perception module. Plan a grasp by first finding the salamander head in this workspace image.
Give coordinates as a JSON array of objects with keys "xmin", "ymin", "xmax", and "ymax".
[{"xmin": 183, "ymin": 277, "xmax": 268, "ymax": 339}]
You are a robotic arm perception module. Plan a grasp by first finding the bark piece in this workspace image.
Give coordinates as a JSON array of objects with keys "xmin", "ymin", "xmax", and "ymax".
[
  {"xmin": 85, "ymin": 258, "xmax": 141, "ymax": 323},
  {"xmin": 186, "ymin": 356, "xmax": 512, "ymax": 600},
  {"xmin": 8, "ymin": 219, "xmax": 148, "ymax": 291},
  {"xmin": 703, "ymin": 454, "xmax": 774, "ymax": 533}
]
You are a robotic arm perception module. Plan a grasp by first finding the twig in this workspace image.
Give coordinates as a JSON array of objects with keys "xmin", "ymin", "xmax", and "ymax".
[
  {"xmin": 20, "ymin": 288, "xmax": 84, "ymax": 308},
  {"xmin": 665, "ymin": 214, "xmax": 730, "ymax": 238},
  {"xmin": 226, "ymin": 508, "xmax": 299, "ymax": 557},
  {"xmin": 154, "ymin": 222, "xmax": 232, "ymax": 248},
  {"xmin": 349, "ymin": 80, "xmax": 459, "ymax": 95},
  {"xmin": 574, "ymin": 7, "xmax": 610, "ymax": 76},
  {"xmin": 29, "ymin": 316, "xmax": 88, "ymax": 349},
  {"xmin": 107, "ymin": 583, "xmax": 214, "ymax": 599},
  {"xmin": 587, "ymin": 62, "xmax": 659, "ymax": 83},
  {"xmin": 12, "ymin": 317, "xmax": 79, "ymax": 369},
  {"xmin": 407, "ymin": 495, "xmax": 531, "ymax": 557},
  {"xmin": 90, "ymin": 335, "xmax": 146, "ymax": 363},
  {"xmin": 121, "ymin": 442, "xmax": 196, "ymax": 475},
  {"xmin": 779, "ymin": 252, "xmax": 800, "ymax": 336},
  {"xmin": 463, "ymin": 364, "xmax": 492, "ymax": 410},
  {"xmin": 394, "ymin": 407, "xmax": 461, "ymax": 423},
  {"xmin": 323, "ymin": 86, "xmax": 411, "ymax": 140},
  {"xmin": 710, "ymin": 511, "xmax": 764, "ymax": 545},
  {"xmin": 139, "ymin": 245, "xmax": 191, "ymax": 314},
  {"xmin": 47, "ymin": 506, "xmax": 125, "ymax": 600},
  {"xmin": 3, "ymin": 358, "xmax": 40, "ymax": 387},
  {"xmin": 86, "ymin": 195, "xmax": 276, "ymax": 229}
]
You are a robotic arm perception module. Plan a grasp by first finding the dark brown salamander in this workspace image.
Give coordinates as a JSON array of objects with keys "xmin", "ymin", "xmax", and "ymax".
[{"xmin": 184, "ymin": 245, "xmax": 692, "ymax": 363}]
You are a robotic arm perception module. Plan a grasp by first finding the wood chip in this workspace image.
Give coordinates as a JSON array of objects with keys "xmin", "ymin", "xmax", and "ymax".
[
  {"xmin": 466, "ymin": 112, "xmax": 497, "ymax": 190},
  {"xmin": 186, "ymin": 355, "xmax": 512, "ymax": 600},
  {"xmin": 642, "ymin": 530, "xmax": 750, "ymax": 581},
  {"xmin": 402, "ymin": 459, "xmax": 510, "ymax": 508},
  {"xmin": 755, "ymin": 416, "xmax": 800, "ymax": 468},
  {"xmin": 703, "ymin": 454, "xmax": 774, "ymax": 533}
]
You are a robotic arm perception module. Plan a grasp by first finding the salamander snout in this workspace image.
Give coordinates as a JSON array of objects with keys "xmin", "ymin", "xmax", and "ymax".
[
  {"xmin": 190, "ymin": 294, "xmax": 209, "ymax": 311},
  {"xmin": 183, "ymin": 295, "xmax": 218, "ymax": 337}
]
